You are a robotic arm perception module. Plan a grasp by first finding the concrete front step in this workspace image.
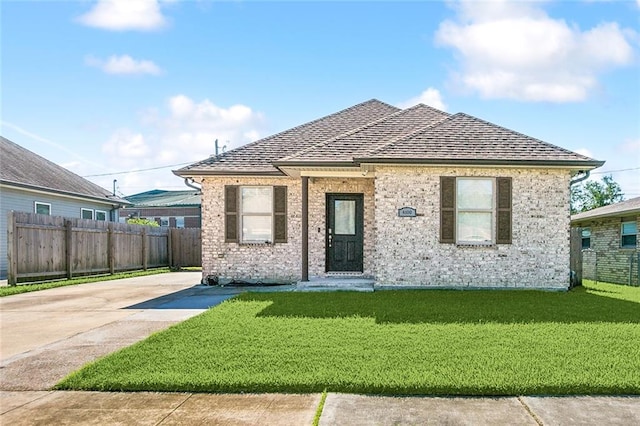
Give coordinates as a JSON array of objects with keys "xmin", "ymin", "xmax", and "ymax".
[{"xmin": 296, "ymin": 277, "xmax": 375, "ymax": 292}]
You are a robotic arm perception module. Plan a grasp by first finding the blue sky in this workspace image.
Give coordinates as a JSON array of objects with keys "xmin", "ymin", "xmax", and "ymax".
[{"xmin": 2, "ymin": 0, "xmax": 639, "ymax": 198}]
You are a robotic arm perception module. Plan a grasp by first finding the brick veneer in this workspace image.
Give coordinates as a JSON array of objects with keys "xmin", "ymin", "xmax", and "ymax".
[{"xmin": 200, "ymin": 167, "xmax": 573, "ymax": 289}]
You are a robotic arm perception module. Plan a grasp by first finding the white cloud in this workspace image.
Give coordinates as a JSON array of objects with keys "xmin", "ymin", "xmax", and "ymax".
[
  {"xmin": 77, "ymin": 0, "xmax": 167, "ymax": 31},
  {"xmin": 574, "ymin": 148, "xmax": 594, "ymax": 159},
  {"xmin": 85, "ymin": 55, "xmax": 163, "ymax": 75},
  {"xmin": 97, "ymin": 96, "xmax": 266, "ymax": 194},
  {"xmin": 435, "ymin": 0, "xmax": 636, "ymax": 102},
  {"xmin": 620, "ymin": 138, "xmax": 640, "ymax": 153},
  {"xmin": 397, "ymin": 88, "xmax": 447, "ymax": 111}
]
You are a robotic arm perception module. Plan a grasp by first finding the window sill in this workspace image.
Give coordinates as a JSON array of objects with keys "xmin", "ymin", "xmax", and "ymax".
[
  {"xmin": 239, "ymin": 241, "xmax": 273, "ymax": 246},
  {"xmin": 456, "ymin": 243, "xmax": 497, "ymax": 249}
]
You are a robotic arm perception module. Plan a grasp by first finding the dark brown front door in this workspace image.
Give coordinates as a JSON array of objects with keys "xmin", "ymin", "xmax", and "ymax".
[{"xmin": 326, "ymin": 194, "xmax": 364, "ymax": 272}]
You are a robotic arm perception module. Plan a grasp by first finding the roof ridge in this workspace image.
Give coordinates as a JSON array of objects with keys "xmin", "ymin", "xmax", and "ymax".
[
  {"xmin": 180, "ymin": 99, "xmax": 399, "ymax": 170},
  {"xmin": 364, "ymin": 111, "xmax": 455, "ymax": 157},
  {"xmin": 454, "ymin": 113, "xmax": 596, "ymax": 160},
  {"xmin": 276, "ymin": 103, "xmax": 434, "ymax": 162}
]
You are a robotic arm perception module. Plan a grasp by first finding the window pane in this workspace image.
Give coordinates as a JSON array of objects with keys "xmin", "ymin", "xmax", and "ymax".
[
  {"xmin": 581, "ymin": 228, "xmax": 591, "ymax": 238},
  {"xmin": 95, "ymin": 211, "xmax": 107, "ymax": 221},
  {"xmin": 176, "ymin": 217, "xmax": 185, "ymax": 228},
  {"xmin": 242, "ymin": 187, "xmax": 272, "ymax": 213},
  {"xmin": 621, "ymin": 235, "xmax": 636, "ymax": 248},
  {"xmin": 35, "ymin": 203, "xmax": 50, "ymax": 215},
  {"xmin": 622, "ymin": 222, "xmax": 637, "ymax": 235},
  {"xmin": 243, "ymin": 216, "xmax": 272, "ymax": 241},
  {"xmin": 457, "ymin": 179, "xmax": 493, "ymax": 209},
  {"xmin": 81, "ymin": 209, "xmax": 93, "ymax": 220},
  {"xmin": 458, "ymin": 212, "xmax": 492, "ymax": 242},
  {"xmin": 334, "ymin": 200, "xmax": 356, "ymax": 235}
]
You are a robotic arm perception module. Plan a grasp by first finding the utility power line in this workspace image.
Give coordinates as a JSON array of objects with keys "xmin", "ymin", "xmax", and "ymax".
[
  {"xmin": 591, "ymin": 167, "xmax": 640, "ymax": 174},
  {"xmin": 83, "ymin": 161, "xmax": 194, "ymax": 177}
]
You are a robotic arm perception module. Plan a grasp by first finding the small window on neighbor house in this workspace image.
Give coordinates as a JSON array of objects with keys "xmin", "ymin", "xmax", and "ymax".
[
  {"xmin": 95, "ymin": 210, "xmax": 107, "ymax": 221},
  {"xmin": 81, "ymin": 208, "xmax": 94, "ymax": 220},
  {"xmin": 160, "ymin": 217, "xmax": 170, "ymax": 227},
  {"xmin": 175, "ymin": 217, "xmax": 185, "ymax": 228},
  {"xmin": 621, "ymin": 222, "xmax": 637, "ymax": 248},
  {"xmin": 35, "ymin": 202, "xmax": 51, "ymax": 215},
  {"xmin": 581, "ymin": 228, "xmax": 591, "ymax": 249}
]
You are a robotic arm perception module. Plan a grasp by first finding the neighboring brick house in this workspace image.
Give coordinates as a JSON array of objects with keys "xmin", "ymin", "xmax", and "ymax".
[
  {"xmin": 0, "ymin": 136, "xmax": 129, "ymax": 279},
  {"xmin": 571, "ymin": 197, "xmax": 639, "ymax": 286},
  {"xmin": 174, "ymin": 99, "xmax": 604, "ymax": 290},
  {"xmin": 119, "ymin": 189, "xmax": 201, "ymax": 228}
]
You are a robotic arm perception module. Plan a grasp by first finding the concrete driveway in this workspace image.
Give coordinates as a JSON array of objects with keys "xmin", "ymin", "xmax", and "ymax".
[{"xmin": 0, "ymin": 272, "xmax": 229, "ymax": 390}]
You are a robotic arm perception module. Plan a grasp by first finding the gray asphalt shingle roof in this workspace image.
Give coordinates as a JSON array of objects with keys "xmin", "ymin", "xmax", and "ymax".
[
  {"xmin": 359, "ymin": 113, "xmax": 598, "ymax": 165},
  {"xmin": 175, "ymin": 99, "xmax": 603, "ymax": 177},
  {"xmin": 176, "ymin": 99, "xmax": 400, "ymax": 175},
  {"xmin": 276, "ymin": 104, "xmax": 450, "ymax": 164},
  {"xmin": 0, "ymin": 136, "xmax": 128, "ymax": 205},
  {"xmin": 571, "ymin": 197, "xmax": 640, "ymax": 222}
]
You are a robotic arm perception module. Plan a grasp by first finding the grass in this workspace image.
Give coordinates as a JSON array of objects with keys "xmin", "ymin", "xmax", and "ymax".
[
  {"xmin": 56, "ymin": 281, "xmax": 640, "ymax": 395},
  {"xmin": 0, "ymin": 268, "xmax": 172, "ymax": 297}
]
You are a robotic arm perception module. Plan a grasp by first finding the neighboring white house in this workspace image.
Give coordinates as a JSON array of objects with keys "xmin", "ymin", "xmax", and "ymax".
[
  {"xmin": 0, "ymin": 136, "xmax": 129, "ymax": 279},
  {"xmin": 174, "ymin": 99, "xmax": 604, "ymax": 290}
]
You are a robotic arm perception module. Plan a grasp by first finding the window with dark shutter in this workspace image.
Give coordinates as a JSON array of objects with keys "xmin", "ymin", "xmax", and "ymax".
[
  {"xmin": 496, "ymin": 177, "xmax": 512, "ymax": 244},
  {"xmin": 273, "ymin": 186, "xmax": 288, "ymax": 243},
  {"xmin": 224, "ymin": 185, "xmax": 239, "ymax": 242},
  {"xmin": 440, "ymin": 176, "xmax": 455, "ymax": 243}
]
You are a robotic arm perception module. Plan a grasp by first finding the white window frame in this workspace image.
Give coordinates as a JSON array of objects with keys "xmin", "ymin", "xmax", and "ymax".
[
  {"xmin": 240, "ymin": 186, "xmax": 274, "ymax": 243},
  {"xmin": 81, "ymin": 208, "xmax": 94, "ymax": 220},
  {"xmin": 160, "ymin": 217, "xmax": 170, "ymax": 227},
  {"xmin": 175, "ymin": 216, "xmax": 185, "ymax": 229},
  {"xmin": 581, "ymin": 227, "xmax": 592, "ymax": 249},
  {"xmin": 620, "ymin": 221, "xmax": 637, "ymax": 248},
  {"xmin": 455, "ymin": 177, "xmax": 495, "ymax": 245},
  {"xmin": 95, "ymin": 210, "xmax": 107, "ymax": 221},
  {"xmin": 35, "ymin": 202, "xmax": 51, "ymax": 215}
]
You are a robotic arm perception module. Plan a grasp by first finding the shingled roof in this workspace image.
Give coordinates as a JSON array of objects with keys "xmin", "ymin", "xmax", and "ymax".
[
  {"xmin": 275, "ymin": 103, "xmax": 450, "ymax": 165},
  {"xmin": 175, "ymin": 99, "xmax": 604, "ymax": 177},
  {"xmin": 176, "ymin": 99, "xmax": 399, "ymax": 176},
  {"xmin": 572, "ymin": 197, "xmax": 640, "ymax": 223},
  {"xmin": 0, "ymin": 136, "xmax": 128, "ymax": 206},
  {"xmin": 358, "ymin": 113, "xmax": 602, "ymax": 167}
]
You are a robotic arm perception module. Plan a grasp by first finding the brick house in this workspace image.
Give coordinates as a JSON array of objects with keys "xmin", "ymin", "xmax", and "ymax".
[
  {"xmin": 571, "ymin": 197, "xmax": 639, "ymax": 285},
  {"xmin": 175, "ymin": 99, "xmax": 604, "ymax": 290},
  {"xmin": 119, "ymin": 189, "xmax": 201, "ymax": 228}
]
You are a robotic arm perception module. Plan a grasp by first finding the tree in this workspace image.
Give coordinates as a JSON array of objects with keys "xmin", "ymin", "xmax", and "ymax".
[
  {"xmin": 126, "ymin": 217, "xmax": 160, "ymax": 227},
  {"xmin": 571, "ymin": 175, "xmax": 624, "ymax": 214}
]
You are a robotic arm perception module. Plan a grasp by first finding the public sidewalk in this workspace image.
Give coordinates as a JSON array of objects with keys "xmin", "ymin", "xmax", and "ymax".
[{"xmin": 1, "ymin": 391, "xmax": 639, "ymax": 425}]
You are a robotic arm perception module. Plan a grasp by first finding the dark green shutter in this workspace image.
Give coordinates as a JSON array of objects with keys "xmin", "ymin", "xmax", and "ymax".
[
  {"xmin": 440, "ymin": 176, "xmax": 455, "ymax": 243},
  {"xmin": 224, "ymin": 185, "xmax": 239, "ymax": 242},
  {"xmin": 496, "ymin": 177, "xmax": 512, "ymax": 244},
  {"xmin": 273, "ymin": 186, "xmax": 287, "ymax": 243}
]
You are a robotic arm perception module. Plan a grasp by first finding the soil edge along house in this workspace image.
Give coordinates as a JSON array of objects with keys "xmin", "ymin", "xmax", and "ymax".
[{"xmin": 174, "ymin": 99, "xmax": 604, "ymax": 290}]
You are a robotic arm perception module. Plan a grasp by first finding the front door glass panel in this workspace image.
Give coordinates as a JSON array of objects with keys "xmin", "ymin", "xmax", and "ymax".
[{"xmin": 334, "ymin": 200, "xmax": 356, "ymax": 235}]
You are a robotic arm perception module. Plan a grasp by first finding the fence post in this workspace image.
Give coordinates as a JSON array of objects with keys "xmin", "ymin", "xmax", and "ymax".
[
  {"xmin": 7, "ymin": 211, "xmax": 18, "ymax": 286},
  {"xmin": 167, "ymin": 228, "xmax": 173, "ymax": 269},
  {"xmin": 65, "ymin": 219, "xmax": 73, "ymax": 279},
  {"xmin": 141, "ymin": 227, "xmax": 148, "ymax": 271},
  {"xmin": 108, "ymin": 222, "xmax": 115, "ymax": 275}
]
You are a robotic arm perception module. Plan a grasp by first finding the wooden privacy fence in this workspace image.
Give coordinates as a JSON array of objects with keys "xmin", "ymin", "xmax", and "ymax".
[{"xmin": 7, "ymin": 211, "xmax": 201, "ymax": 285}]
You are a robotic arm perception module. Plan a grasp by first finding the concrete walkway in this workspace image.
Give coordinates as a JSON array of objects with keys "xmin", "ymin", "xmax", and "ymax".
[{"xmin": 1, "ymin": 274, "xmax": 639, "ymax": 425}]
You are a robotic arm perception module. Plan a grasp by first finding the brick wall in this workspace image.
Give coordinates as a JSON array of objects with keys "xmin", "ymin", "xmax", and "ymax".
[
  {"xmin": 200, "ymin": 176, "xmax": 301, "ymax": 284},
  {"xmin": 200, "ymin": 167, "xmax": 574, "ymax": 289},
  {"xmin": 374, "ymin": 166, "xmax": 572, "ymax": 289},
  {"xmin": 579, "ymin": 217, "xmax": 639, "ymax": 285}
]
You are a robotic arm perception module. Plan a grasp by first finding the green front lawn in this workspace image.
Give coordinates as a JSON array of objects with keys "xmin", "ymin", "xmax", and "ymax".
[{"xmin": 56, "ymin": 281, "xmax": 640, "ymax": 395}]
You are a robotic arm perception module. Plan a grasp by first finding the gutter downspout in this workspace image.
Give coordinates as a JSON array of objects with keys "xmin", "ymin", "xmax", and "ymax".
[
  {"xmin": 570, "ymin": 170, "xmax": 590, "ymax": 186},
  {"xmin": 183, "ymin": 178, "xmax": 202, "ymax": 193}
]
